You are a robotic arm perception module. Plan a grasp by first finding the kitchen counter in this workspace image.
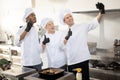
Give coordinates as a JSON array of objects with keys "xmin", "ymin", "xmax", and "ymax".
[
  {"xmin": 1, "ymin": 65, "xmax": 36, "ymax": 80},
  {"xmin": 90, "ymin": 68, "xmax": 120, "ymax": 80},
  {"xmin": 90, "ymin": 48, "xmax": 120, "ymax": 80}
]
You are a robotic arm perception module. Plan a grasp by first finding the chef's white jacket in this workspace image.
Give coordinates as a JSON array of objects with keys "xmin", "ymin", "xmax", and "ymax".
[
  {"xmin": 41, "ymin": 31, "xmax": 67, "ymax": 68},
  {"xmin": 14, "ymin": 25, "xmax": 42, "ymax": 66},
  {"xmin": 65, "ymin": 18, "xmax": 99, "ymax": 65}
]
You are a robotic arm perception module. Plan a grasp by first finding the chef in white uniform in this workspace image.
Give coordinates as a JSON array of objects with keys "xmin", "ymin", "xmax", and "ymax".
[
  {"xmin": 14, "ymin": 8, "xmax": 42, "ymax": 71},
  {"xmin": 40, "ymin": 18, "xmax": 67, "ymax": 70},
  {"xmin": 59, "ymin": 2, "xmax": 105, "ymax": 80}
]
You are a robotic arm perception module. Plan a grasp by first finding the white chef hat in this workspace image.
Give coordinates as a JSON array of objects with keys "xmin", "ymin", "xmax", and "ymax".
[
  {"xmin": 59, "ymin": 9, "xmax": 73, "ymax": 25},
  {"xmin": 23, "ymin": 8, "xmax": 34, "ymax": 22},
  {"xmin": 40, "ymin": 18, "xmax": 53, "ymax": 29}
]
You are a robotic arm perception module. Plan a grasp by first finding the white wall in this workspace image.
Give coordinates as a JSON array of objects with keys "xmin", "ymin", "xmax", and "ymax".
[
  {"xmin": 73, "ymin": 12, "xmax": 120, "ymax": 49},
  {"xmin": 0, "ymin": 0, "xmax": 31, "ymax": 34},
  {"xmin": 65, "ymin": 0, "xmax": 120, "ymax": 11}
]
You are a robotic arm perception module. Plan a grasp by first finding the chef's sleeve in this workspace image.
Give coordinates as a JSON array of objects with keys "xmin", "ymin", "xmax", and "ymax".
[
  {"xmin": 87, "ymin": 17, "xmax": 100, "ymax": 32},
  {"xmin": 59, "ymin": 31, "xmax": 66, "ymax": 50},
  {"xmin": 39, "ymin": 35, "xmax": 46, "ymax": 53},
  {"xmin": 14, "ymin": 27, "xmax": 25, "ymax": 47}
]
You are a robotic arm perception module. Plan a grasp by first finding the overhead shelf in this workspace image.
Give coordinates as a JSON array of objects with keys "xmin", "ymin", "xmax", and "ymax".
[{"xmin": 72, "ymin": 9, "xmax": 120, "ymax": 13}]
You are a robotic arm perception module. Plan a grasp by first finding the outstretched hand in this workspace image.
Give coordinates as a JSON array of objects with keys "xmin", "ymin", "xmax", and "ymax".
[
  {"xmin": 42, "ymin": 35, "xmax": 50, "ymax": 45},
  {"xmin": 96, "ymin": 2, "xmax": 105, "ymax": 14},
  {"xmin": 65, "ymin": 28, "xmax": 72, "ymax": 40}
]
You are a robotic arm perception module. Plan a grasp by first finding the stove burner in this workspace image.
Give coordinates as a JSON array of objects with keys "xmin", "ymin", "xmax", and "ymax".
[{"xmin": 90, "ymin": 60, "xmax": 120, "ymax": 70}]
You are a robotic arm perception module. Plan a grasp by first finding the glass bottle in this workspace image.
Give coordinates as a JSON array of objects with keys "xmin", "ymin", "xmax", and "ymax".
[{"xmin": 75, "ymin": 68, "xmax": 82, "ymax": 80}]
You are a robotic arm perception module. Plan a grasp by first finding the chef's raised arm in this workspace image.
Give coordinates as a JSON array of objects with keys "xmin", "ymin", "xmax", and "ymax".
[{"xmin": 96, "ymin": 2, "xmax": 105, "ymax": 23}]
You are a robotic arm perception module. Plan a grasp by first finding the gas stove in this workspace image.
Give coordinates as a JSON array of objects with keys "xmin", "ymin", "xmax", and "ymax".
[
  {"xmin": 90, "ymin": 60, "xmax": 120, "ymax": 71},
  {"xmin": 90, "ymin": 60, "xmax": 120, "ymax": 80}
]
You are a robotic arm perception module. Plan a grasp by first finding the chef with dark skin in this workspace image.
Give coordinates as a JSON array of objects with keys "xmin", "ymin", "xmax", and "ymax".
[{"xmin": 14, "ymin": 8, "xmax": 42, "ymax": 72}]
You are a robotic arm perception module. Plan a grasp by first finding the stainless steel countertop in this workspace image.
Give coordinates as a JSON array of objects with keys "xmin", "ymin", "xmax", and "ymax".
[
  {"xmin": 1, "ymin": 65, "xmax": 36, "ymax": 78},
  {"xmin": 90, "ymin": 68, "xmax": 120, "ymax": 80},
  {"xmin": 90, "ymin": 68, "xmax": 120, "ymax": 76}
]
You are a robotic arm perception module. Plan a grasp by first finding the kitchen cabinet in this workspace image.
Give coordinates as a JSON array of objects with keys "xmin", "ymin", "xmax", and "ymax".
[
  {"xmin": 1, "ymin": 65, "xmax": 36, "ymax": 80},
  {"xmin": 0, "ymin": 44, "xmax": 21, "ymax": 65}
]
